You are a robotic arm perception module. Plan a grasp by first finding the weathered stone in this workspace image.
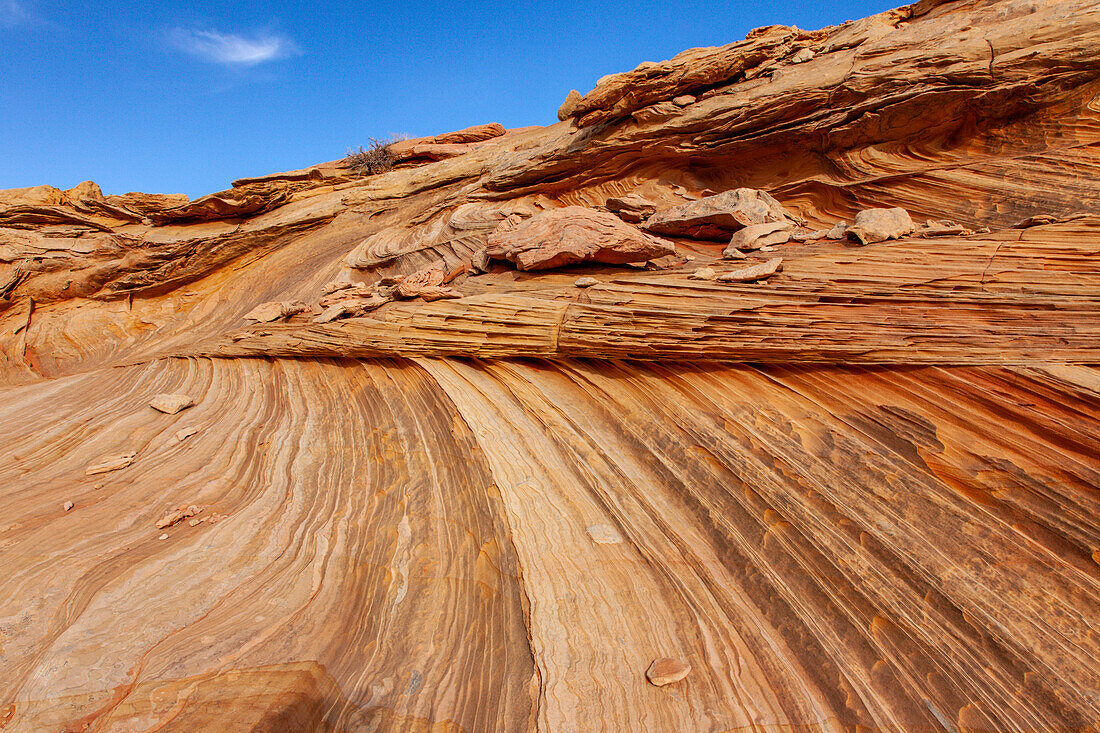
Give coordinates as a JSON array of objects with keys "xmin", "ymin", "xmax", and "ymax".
[
  {"xmin": 791, "ymin": 229, "xmax": 830, "ymax": 242},
  {"xmin": 431, "ymin": 123, "xmax": 506, "ymax": 145},
  {"xmin": 917, "ymin": 219, "xmax": 970, "ymax": 237},
  {"xmin": 826, "ymin": 222, "xmax": 849, "ymax": 240},
  {"xmin": 557, "ymin": 89, "xmax": 583, "ymax": 121},
  {"xmin": 419, "ymin": 286, "xmax": 463, "ymax": 302},
  {"xmin": 85, "ymin": 452, "xmax": 137, "ymax": 476},
  {"xmin": 487, "ymin": 207, "xmax": 675, "ymax": 271},
  {"xmin": 585, "ymin": 525, "xmax": 623, "ymax": 544},
  {"xmin": 646, "ymin": 657, "xmax": 691, "ymax": 686},
  {"xmin": 150, "ymin": 394, "xmax": 195, "ymax": 415},
  {"xmin": 242, "ymin": 301, "xmax": 308, "ymax": 323},
  {"xmin": 470, "ymin": 248, "xmax": 491, "ymax": 274},
  {"xmin": 156, "ymin": 504, "xmax": 204, "ymax": 529},
  {"xmin": 643, "ymin": 189, "xmax": 797, "ymax": 241},
  {"xmin": 789, "ymin": 47, "xmax": 815, "ymax": 63},
  {"xmin": 716, "ymin": 257, "xmax": 783, "ymax": 283},
  {"xmin": 63, "ymin": 501, "xmax": 74, "ymax": 512},
  {"xmin": 175, "ymin": 426, "xmax": 199, "ymax": 442},
  {"xmin": 605, "ymin": 193, "xmax": 658, "ymax": 224},
  {"xmin": 672, "ymin": 95, "xmax": 697, "ymax": 107},
  {"xmin": 724, "ymin": 221, "xmax": 793, "ymax": 256},
  {"xmin": 574, "ymin": 277, "xmax": 600, "ymax": 288},
  {"xmin": 847, "ymin": 208, "xmax": 915, "ymax": 244},
  {"xmin": 688, "ymin": 267, "xmax": 718, "ymax": 281},
  {"xmin": 396, "ymin": 265, "xmax": 446, "ymax": 299}
]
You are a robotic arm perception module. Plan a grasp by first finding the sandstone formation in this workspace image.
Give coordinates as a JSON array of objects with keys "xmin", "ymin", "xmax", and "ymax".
[{"xmin": 1, "ymin": 0, "xmax": 1099, "ymax": 730}]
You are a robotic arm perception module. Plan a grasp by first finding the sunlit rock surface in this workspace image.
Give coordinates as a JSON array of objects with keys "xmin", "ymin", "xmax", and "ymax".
[{"xmin": 1, "ymin": 0, "xmax": 1099, "ymax": 730}]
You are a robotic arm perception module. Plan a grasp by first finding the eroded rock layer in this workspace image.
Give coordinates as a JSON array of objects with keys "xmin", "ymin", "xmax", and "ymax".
[{"xmin": 1, "ymin": 0, "xmax": 1099, "ymax": 730}]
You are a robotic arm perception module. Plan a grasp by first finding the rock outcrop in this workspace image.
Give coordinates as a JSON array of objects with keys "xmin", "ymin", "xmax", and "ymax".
[{"xmin": 1, "ymin": 1, "xmax": 1099, "ymax": 731}]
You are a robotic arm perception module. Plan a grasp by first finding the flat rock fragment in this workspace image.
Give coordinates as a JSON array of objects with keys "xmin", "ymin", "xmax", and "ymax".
[
  {"xmin": 574, "ymin": 277, "xmax": 600, "ymax": 288},
  {"xmin": 156, "ymin": 504, "xmax": 204, "ymax": 529},
  {"xmin": 724, "ymin": 220, "xmax": 793, "ymax": 256},
  {"xmin": 716, "ymin": 257, "xmax": 783, "ymax": 283},
  {"xmin": 646, "ymin": 657, "xmax": 691, "ymax": 686},
  {"xmin": 586, "ymin": 524, "xmax": 623, "ymax": 544},
  {"xmin": 85, "ymin": 452, "xmax": 137, "ymax": 476},
  {"xmin": 150, "ymin": 394, "xmax": 195, "ymax": 414},
  {"xmin": 605, "ymin": 193, "xmax": 658, "ymax": 224}
]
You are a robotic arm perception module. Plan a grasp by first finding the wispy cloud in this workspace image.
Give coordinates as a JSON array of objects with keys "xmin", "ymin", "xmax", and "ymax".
[
  {"xmin": 0, "ymin": 0, "xmax": 31, "ymax": 27},
  {"xmin": 166, "ymin": 28, "xmax": 299, "ymax": 66}
]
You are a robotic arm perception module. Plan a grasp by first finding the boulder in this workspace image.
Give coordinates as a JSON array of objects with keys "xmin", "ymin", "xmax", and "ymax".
[
  {"xmin": 643, "ymin": 189, "xmax": 797, "ymax": 241},
  {"xmin": 605, "ymin": 193, "xmax": 658, "ymax": 224},
  {"xmin": 646, "ymin": 657, "xmax": 691, "ymax": 686},
  {"xmin": 724, "ymin": 221, "xmax": 793, "ymax": 256},
  {"xmin": 846, "ymin": 208, "xmax": 915, "ymax": 244},
  {"xmin": 486, "ymin": 207, "xmax": 675, "ymax": 271}
]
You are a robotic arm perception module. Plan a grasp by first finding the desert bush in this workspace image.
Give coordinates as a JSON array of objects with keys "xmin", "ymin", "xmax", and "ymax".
[{"xmin": 343, "ymin": 137, "xmax": 398, "ymax": 175}]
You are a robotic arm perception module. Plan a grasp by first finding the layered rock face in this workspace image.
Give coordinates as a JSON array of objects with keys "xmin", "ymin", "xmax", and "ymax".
[{"xmin": 1, "ymin": 0, "xmax": 1099, "ymax": 730}]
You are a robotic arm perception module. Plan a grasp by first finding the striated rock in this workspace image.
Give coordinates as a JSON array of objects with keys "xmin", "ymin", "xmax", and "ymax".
[
  {"xmin": 432, "ymin": 123, "xmax": 506, "ymax": 145},
  {"xmin": 3, "ymin": 1, "xmax": 1100, "ymax": 730},
  {"xmin": 643, "ymin": 189, "xmax": 797, "ymax": 241},
  {"xmin": 847, "ymin": 207, "xmax": 915, "ymax": 245},
  {"xmin": 487, "ymin": 207, "xmax": 675, "ymax": 271},
  {"xmin": 396, "ymin": 264, "xmax": 446, "ymax": 298},
  {"xmin": 561, "ymin": 24, "xmax": 826, "ymax": 126},
  {"xmin": 149, "ymin": 394, "xmax": 195, "ymax": 414},
  {"xmin": 716, "ymin": 257, "xmax": 783, "ymax": 283},
  {"xmin": 724, "ymin": 220, "xmax": 793, "ymax": 256},
  {"xmin": 242, "ymin": 300, "xmax": 308, "ymax": 323},
  {"xmin": 85, "ymin": 452, "xmax": 137, "ymax": 475},
  {"xmin": 605, "ymin": 193, "xmax": 658, "ymax": 224},
  {"xmin": 646, "ymin": 657, "xmax": 691, "ymax": 686}
]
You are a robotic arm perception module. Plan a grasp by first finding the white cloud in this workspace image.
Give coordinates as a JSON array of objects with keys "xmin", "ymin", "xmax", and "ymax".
[
  {"xmin": 0, "ymin": 0, "xmax": 30, "ymax": 27},
  {"xmin": 167, "ymin": 28, "xmax": 298, "ymax": 66}
]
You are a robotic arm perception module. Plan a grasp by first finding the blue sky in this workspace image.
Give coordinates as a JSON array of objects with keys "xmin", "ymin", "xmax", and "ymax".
[{"xmin": 1, "ymin": 1, "xmax": 899, "ymax": 198}]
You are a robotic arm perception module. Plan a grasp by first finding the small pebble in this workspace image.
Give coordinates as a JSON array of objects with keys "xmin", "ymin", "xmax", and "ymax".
[{"xmin": 157, "ymin": 533, "xmax": 169, "ymax": 541}]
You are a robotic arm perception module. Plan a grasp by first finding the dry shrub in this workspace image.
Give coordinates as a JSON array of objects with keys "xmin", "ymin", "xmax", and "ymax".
[{"xmin": 343, "ymin": 137, "xmax": 398, "ymax": 175}]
